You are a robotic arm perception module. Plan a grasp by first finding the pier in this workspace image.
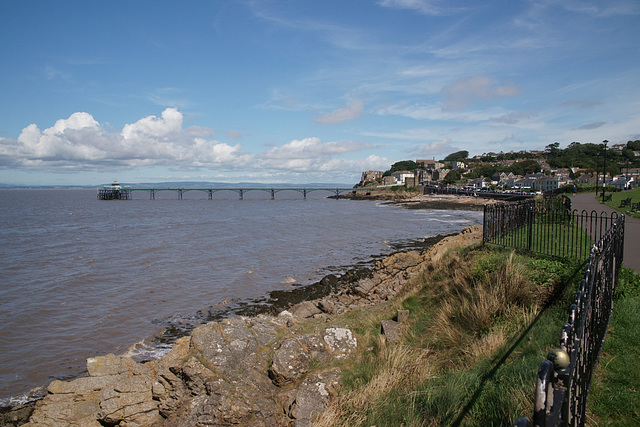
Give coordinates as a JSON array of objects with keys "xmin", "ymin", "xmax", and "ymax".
[{"xmin": 97, "ymin": 185, "xmax": 368, "ymax": 200}]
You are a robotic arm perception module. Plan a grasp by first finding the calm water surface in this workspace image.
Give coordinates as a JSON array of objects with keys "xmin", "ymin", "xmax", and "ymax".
[{"xmin": 0, "ymin": 188, "xmax": 482, "ymax": 404}]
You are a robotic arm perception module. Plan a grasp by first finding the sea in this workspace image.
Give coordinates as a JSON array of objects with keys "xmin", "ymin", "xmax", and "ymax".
[{"xmin": 0, "ymin": 188, "xmax": 483, "ymax": 406}]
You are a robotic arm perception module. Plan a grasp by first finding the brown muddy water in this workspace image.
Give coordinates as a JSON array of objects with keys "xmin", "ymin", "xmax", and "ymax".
[{"xmin": 0, "ymin": 188, "xmax": 482, "ymax": 405}]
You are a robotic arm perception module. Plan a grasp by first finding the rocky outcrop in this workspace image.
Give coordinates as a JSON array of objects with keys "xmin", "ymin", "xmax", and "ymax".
[
  {"xmin": 288, "ymin": 224, "xmax": 483, "ymax": 320},
  {"xmin": 26, "ymin": 316, "xmax": 357, "ymax": 427},
  {"xmin": 23, "ymin": 225, "xmax": 481, "ymax": 426}
]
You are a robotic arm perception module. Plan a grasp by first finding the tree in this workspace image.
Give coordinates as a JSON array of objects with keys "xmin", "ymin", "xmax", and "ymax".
[
  {"xmin": 444, "ymin": 151, "xmax": 469, "ymax": 162},
  {"xmin": 509, "ymin": 159, "xmax": 540, "ymax": 175},
  {"xmin": 442, "ymin": 169, "xmax": 462, "ymax": 184},
  {"xmin": 387, "ymin": 160, "xmax": 418, "ymax": 173},
  {"xmin": 627, "ymin": 140, "xmax": 640, "ymax": 151},
  {"xmin": 545, "ymin": 142, "xmax": 560, "ymax": 153}
]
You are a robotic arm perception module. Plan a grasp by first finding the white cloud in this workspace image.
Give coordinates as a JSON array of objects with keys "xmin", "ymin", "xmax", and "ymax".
[
  {"xmin": 263, "ymin": 137, "xmax": 368, "ymax": 160},
  {"xmin": 252, "ymin": 137, "xmax": 381, "ymax": 179},
  {"xmin": 122, "ymin": 108, "xmax": 183, "ymax": 140},
  {"xmin": 2, "ymin": 108, "xmax": 251, "ymax": 171},
  {"xmin": 441, "ymin": 76, "xmax": 521, "ymax": 111},
  {"xmin": 314, "ymin": 100, "xmax": 364, "ymax": 125},
  {"xmin": 378, "ymin": 0, "xmax": 471, "ymax": 16},
  {"xmin": 408, "ymin": 138, "xmax": 459, "ymax": 157},
  {"xmin": 1, "ymin": 109, "xmax": 378, "ymax": 182}
]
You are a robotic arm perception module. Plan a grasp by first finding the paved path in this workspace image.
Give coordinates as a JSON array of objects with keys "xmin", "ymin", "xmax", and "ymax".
[{"xmin": 571, "ymin": 193, "xmax": 640, "ymax": 273}]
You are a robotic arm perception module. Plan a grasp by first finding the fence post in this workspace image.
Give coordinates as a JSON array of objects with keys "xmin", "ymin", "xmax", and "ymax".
[{"xmin": 528, "ymin": 203, "xmax": 534, "ymax": 251}]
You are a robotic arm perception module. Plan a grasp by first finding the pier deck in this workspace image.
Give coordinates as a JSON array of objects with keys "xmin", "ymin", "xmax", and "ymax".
[{"xmin": 97, "ymin": 187, "xmax": 368, "ymax": 200}]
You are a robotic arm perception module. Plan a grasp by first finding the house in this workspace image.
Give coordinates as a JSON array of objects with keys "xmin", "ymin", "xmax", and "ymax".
[
  {"xmin": 451, "ymin": 161, "xmax": 466, "ymax": 170},
  {"xmin": 512, "ymin": 178, "xmax": 532, "ymax": 190},
  {"xmin": 390, "ymin": 171, "xmax": 416, "ymax": 185},
  {"xmin": 610, "ymin": 176, "xmax": 633, "ymax": 190},
  {"xmin": 469, "ymin": 177, "xmax": 488, "ymax": 188},
  {"xmin": 417, "ymin": 159, "xmax": 445, "ymax": 170},
  {"xmin": 432, "ymin": 169, "xmax": 449, "ymax": 181},
  {"xmin": 360, "ymin": 170, "xmax": 384, "ymax": 184},
  {"xmin": 533, "ymin": 176, "xmax": 568, "ymax": 192},
  {"xmin": 382, "ymin": 176, "xmax": 398, "ymax": 186},
  {"xmin": 575, "ymin": 173, "xmax": 597, "ymax": 185}
]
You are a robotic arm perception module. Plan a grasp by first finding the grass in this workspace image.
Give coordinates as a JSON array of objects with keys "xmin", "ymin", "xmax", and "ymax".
[
  {"xmin": 587, "ymin": 267, "xmax": 640, "ymax": 425},
  {"xmin": 487, "ymin": 213, "xmax": 595, "ymax": 260},
  {"xmin": 313, "ymin": 245, "xmax": 586, "ymax": 426},
  {"xmin": 600, "ymin": 187, "xmax": 640, "ymax": 218}
]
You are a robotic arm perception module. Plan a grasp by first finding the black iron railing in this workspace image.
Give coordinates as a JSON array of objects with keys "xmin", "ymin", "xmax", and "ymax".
[
  {"xmin": 514, "ymin": 215, "xmax": 625, "ymax": 427},
  {"xmin": 483, "ymin": 200, "xmax": 618, "ymax": 260}
]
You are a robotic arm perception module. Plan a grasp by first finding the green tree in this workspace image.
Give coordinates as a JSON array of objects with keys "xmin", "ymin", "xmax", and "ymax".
[
  {"xmin": 383, "ymin": 160, "xmax": 419, "ymax": 176},
  {"xmin": 627, "ymin": 140, "xmax": 640, "ymax": 151},
  {"xmin": 509, "ymin": 159, "xmax": 540, "ymax": 175},
  {"xmin": 442, "ymin": 169, "xmax": 462, "ymax": 184},
  {"xmin": 444, "ymin": 150, "xmax": 469, "ymax": 162}
]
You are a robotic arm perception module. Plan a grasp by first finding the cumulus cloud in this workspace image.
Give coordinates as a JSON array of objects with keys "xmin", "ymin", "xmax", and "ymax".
[
  {"xmin": 256, "ymin": 137, "xmax": 377, "ymax": 178},
  {"xmin": 1, "ymin": 109, "xmax": 378, "ymax": 181},
  {"xmin": 1, "ymin": 108, "xmax": 251, "ymax": 171},
  {"xmin": 441, "ymin": 76, "xmax": 521, "ymax": 111},
  {"xmin": 314, "ymin": 100, "xmax": 364, "ymax": 125}
]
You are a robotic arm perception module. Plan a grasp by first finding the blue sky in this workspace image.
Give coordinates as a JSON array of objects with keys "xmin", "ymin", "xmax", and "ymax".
[{"xmin": 1, "ymin": 0, "xmax": 639, "ymax": 185}]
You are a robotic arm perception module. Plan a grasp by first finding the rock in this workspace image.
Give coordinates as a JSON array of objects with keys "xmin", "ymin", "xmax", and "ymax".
[
  {"xmin": 269, "ymin": 338, "xmax": 311, "ymax": 386},
  {"xmin": 189, "ymin": 317, "xmax": 260, "ymax": 374},
  {"xmin": 87, "ymin": 353, "xmax": 143, "ymax": 377},
  {"xmin": 381, "ymin": 320, "xmax": 402, "ymax": 342},
  {"xmin": 28, "ymin": 354, "xmax": 162, "ymax": 427},
  {"xmin": 0, "ymin": 401, "xmax": 36, "ymax": 427},
  {"xmin": 318, "ymin": 299, "xmax": 336, "ymax": 314},
  {"xmin": 288, "ymin": 369, "xmax": 341, "ymax": 427},
  {"xmin": 353, "ymin": 278, "xmax": 377, "ymax": 297},
  {"xmin": 323, "ymin": 328, "xmax": 357, "ymax": 358},
  {"xmin": 298, "ymin": 334, "xmax": 331, "ymax": 362},
  {"xmin": 249, "ymin": 315, "xmax": 281, "ymax": 346},
  {"xmin": 397, "ymin": 309, "xmax": 410, "ymax": 323},
  {"xmin": 98, "ymin": 386, "xmax": 158, "ymax": 426},
  {"xmin": 289, "ymin": 301, "xmax": 322, "ymax": 319}
]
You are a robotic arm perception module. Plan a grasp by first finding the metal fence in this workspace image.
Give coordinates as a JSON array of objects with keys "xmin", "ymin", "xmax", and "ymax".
[
  {"xmin": 514, "ymin": 214, "xmax": 624, "ymax": 427},
  {"xmin": 483, "ymin": 199, "xmax": 619, "ymax": 260},
  {"xmin": 482, "ymin": 198, "xmax": 625, "ymax": 426}
]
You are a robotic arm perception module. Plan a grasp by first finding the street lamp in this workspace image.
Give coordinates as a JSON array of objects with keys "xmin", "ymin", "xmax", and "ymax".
[
  {"xmin": 596, "ymin": 153, "xmax": 599, "ymax": 191},
  {"xmin": 602, "ymin": 140, "xmax": 608, "ymax": 202}
]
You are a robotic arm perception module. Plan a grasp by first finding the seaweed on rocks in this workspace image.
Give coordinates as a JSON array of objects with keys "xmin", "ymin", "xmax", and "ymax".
[{"xmin": 151, "ymin": 234, "xmax": 448, "ymax": 351}]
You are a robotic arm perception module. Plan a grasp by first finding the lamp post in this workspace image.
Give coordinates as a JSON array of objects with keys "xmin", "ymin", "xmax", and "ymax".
[
  {"xmin": 602, "ymin": 140, "xmax": 608, "ymax": 202},
  {"xmin": 596, "ymin": 153, "xmax": 599, "ymax": 191}
]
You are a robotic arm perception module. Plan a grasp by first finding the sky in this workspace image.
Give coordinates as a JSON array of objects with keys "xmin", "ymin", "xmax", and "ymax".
[{"xmin": 1, "ymin": 0, "xmax": 639, "ymax": 186}]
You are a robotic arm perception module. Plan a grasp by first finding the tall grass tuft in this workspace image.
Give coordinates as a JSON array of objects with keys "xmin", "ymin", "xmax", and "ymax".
[{"xmin": 315, "ymin": 246, "xmax": 579, "ymax": 426}]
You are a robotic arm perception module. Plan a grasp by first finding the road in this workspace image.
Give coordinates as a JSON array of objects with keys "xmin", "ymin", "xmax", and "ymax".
[{"xmin": 571, "ymin": 193, "xmax": 640, "ymax": 273}]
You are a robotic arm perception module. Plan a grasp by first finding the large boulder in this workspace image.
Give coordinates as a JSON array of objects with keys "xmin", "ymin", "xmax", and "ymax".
[{"xmin": 28, "ymin": 354, "xmax": 162, "ymax": 427}]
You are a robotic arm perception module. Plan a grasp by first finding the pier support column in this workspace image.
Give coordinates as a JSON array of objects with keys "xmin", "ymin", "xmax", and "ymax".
[
  {"xmin": 208, "ymin": 190, "xmax": 213, "ymax": 200},
  {"xmin": 303, "ymin": 189, "xmax": 307, "ymax": 200},
  {"xmin": 178, "ymin": 190, "xmax": 183, "ymax": 200},
  {"xmin": 149, "ymin": 190, "xmax": 155, "ymax": 200},
  {"xmin": 239, "ymin": 189, "xmax": 244, "ymax": 200},
  {"xmin": 271, "ymin": 189, "xmax": 275, "ymax": 200}
]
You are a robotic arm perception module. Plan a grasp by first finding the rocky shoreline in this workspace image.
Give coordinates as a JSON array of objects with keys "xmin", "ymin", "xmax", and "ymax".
[
  {"xmin": 2, "ymin": 195, "xmax": 487, "ymax": 426},
  {"xmin": 355, "ymin": 192, "xmax": 489, "ymax": 211}
]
